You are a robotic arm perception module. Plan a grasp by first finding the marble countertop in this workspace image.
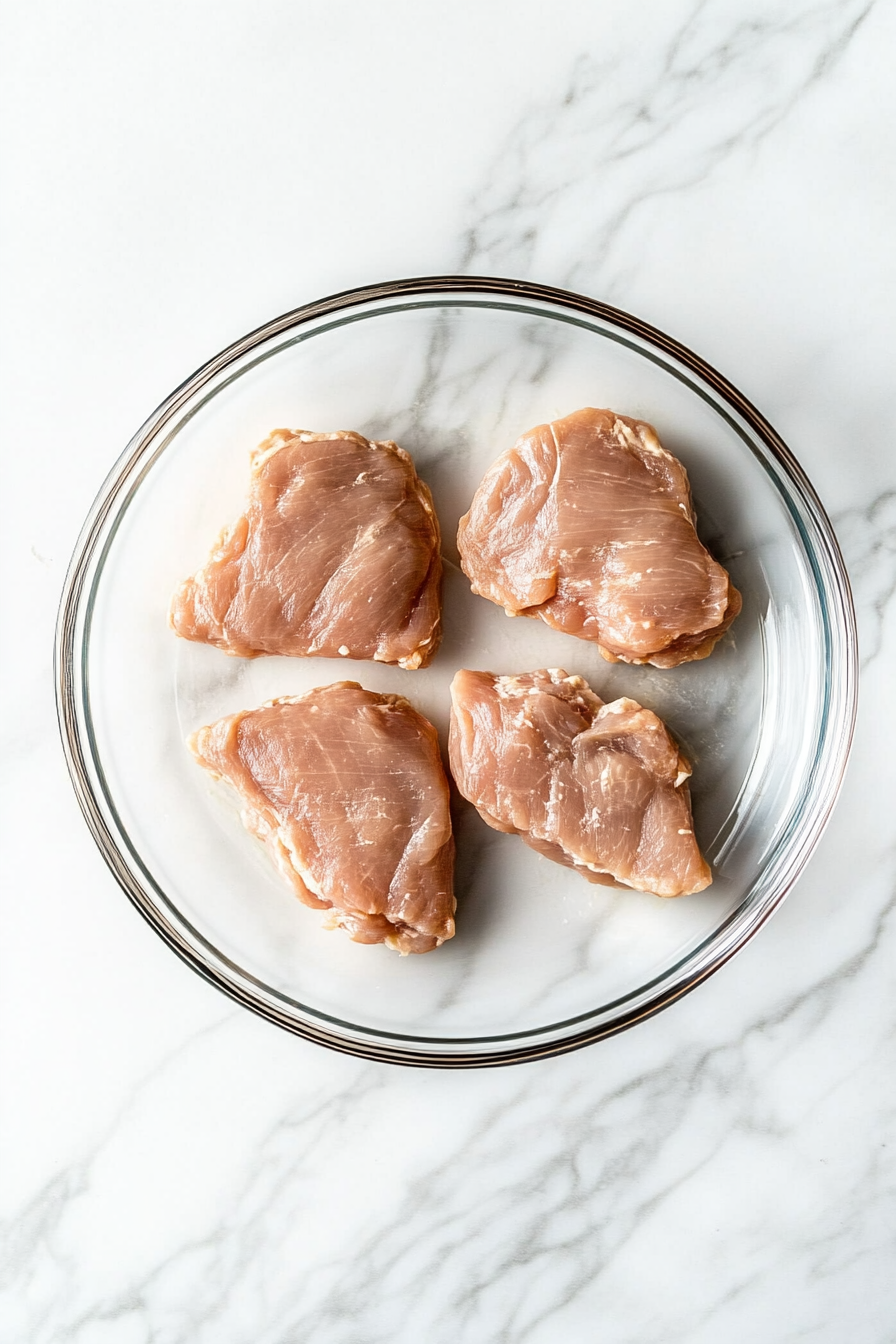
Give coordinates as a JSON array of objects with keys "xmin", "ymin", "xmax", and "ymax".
[{"xmin": 2, "ymin": 2, "xmax": 894, "ymax": 1339}]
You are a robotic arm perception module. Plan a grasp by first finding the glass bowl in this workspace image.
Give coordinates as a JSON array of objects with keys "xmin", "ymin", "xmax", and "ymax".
[{"xmin": 56, "ymin": 276, "xmax": 857, "ymax": 1067}]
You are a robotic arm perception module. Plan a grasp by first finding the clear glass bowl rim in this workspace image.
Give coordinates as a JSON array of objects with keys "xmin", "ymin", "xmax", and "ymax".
[{"xmin": 55, "ymin": 274, "xmax": 859, "ymax": 1068}]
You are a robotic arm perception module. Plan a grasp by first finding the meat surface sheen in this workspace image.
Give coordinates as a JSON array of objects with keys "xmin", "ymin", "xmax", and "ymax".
[
  {"xmin": 457, "ymin": 407, "xmax": 741, "ymax": 668},
  {"xmin": 449, "ymin": 668, "xmax": 711, "ymax": 897},
  {"xmin": 189, "ymin": 683, "xmax": 456, "ymax": 953},
  {"xmin": 171, "ymin": 429, "xmax": 442, "ymax": 669}
]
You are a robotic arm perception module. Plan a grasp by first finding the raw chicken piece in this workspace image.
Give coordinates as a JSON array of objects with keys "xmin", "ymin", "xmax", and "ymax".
[
  {"xmin": 171, "ymin": 429, "xmax": 442, "ymax": 669},
  {"xmin": 449, "ymin": 668, "xmax": 711, "ymax": 897},
  {"xmin": 189, "ymin": 683, "xmax": 456, "ymax": 953},
  {"xmin": 457, "ymin": 407, "xmax": 740, "ymax": 668}
]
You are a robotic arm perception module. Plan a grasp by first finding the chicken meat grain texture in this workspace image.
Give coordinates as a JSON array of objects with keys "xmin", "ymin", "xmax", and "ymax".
[
  {"xmin": 457, "ymin": 407, "xmax": 740, "ymax": 668},
  {"xmin": 449, "ymin": 668, "xmax": 711, "ymax": 898},
  {"xmin": 170, "ymin": 429, "xmax": 442, "ymax": 669},
  {"xmin": 188, "ymin": 683, "xmax": 456, "ymax": 954}
]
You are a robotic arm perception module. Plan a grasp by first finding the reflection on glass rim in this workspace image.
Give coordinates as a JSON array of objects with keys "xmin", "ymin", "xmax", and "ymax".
[{"xmin": 55, "ymin": 276, "xmax": 858, "ymax": 1067}]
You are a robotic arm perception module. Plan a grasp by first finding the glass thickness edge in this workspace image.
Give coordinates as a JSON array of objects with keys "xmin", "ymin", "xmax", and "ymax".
[{"xmin": 54, "ymin": 276, "xmax": 859, "ymax": 1067}]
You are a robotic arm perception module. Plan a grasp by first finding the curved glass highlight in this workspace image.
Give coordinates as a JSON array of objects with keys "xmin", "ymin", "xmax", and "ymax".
[{"xmin": 56, "ymin": 277, "xmax": 857, "ymax": 1066}]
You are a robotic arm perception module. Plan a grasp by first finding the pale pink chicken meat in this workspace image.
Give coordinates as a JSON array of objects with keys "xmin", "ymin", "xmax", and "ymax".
[
  {"xmin": 171, "ymin": 429, "xmax": 442, "ymax": 669},
  {"xmin": 449, "ymin": 668, "xmax": 711, "ymax": 897},
  {"xmin": 189, "ymin": 683, "xmax": 456, "ymax": 953},
  {"xmin": 457, "ymin": 407, "xmax": 741, "ymax": 668}
]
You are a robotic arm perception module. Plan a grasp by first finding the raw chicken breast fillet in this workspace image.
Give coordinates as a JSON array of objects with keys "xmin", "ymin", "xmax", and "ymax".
[
  {"xmin": 449, "ymin": 668, "xmax": 711, "ymax": 897},
  {"xmin": 457, "ymin": 407, "xmax": 740, "ymax": 668},
  {"xmin": 189, "ymin": 683, "xmax": 456, "ymax": 953},
  {"xmin": 171, "ymin": 429, "xmax": 442, "ymax": 669}
]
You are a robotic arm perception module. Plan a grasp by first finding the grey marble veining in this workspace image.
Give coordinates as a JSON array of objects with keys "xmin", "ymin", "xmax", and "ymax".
[
  {"xmin": 4, "ymin": 872, "xmax": 894, "ymax": 1344},
  {"xmin": 834, "ymin": 490, "xmax": 896, "ymax": 667},
  {"xmin": 459, "ymin": 0, "xmax": 876, "ymax": 293},
  {"xmin": 2, "ymin": 1, "xmax": 894, "ymax": 1341}
]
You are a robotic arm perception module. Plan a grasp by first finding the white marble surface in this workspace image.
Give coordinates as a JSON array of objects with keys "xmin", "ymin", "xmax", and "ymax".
[{"xmin": 2, "ymin": 0, "xmax": 894, "ymax": 1338}]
